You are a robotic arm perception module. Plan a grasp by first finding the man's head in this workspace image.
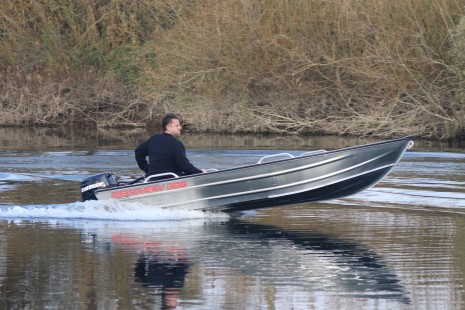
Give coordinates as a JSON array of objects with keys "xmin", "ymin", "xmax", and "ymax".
[{"xmin": 162, "ymin": 114, "xmax": 182, "ymax": 136}]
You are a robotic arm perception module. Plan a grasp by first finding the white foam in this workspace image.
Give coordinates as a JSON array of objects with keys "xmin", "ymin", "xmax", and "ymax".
[
  {"xmin": 0, "ymin": 173, "xmax": 40, "ymax": 182},
  {"xmin": 0, "ymin": 200, "xmax": 230, "ymax": 221},
  {"xmin": 333, "ymin": 187, "xmax": 465, "ymax": 209}
]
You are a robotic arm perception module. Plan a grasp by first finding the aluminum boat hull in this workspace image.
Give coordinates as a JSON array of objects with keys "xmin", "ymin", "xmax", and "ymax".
[{"xmin": 92, "ymin": 137, "xmax": 412, "ymax": 212}]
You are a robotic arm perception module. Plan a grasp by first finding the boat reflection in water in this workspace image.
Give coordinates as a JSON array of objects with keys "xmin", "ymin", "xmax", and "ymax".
[
  {"xmin": 111, "ymin": 232, "xmax": 191, "ymax": 309},
  {"xmin": 214, "ymin": 219, "xmax": 410, "ymax": 304},
  {"xmin": 80, "ymin": 217, "xmax": 410, "ymax": 308},
  {"xmin": 133, "ymin": 247, "xmax": 190, "ymax": 309}
]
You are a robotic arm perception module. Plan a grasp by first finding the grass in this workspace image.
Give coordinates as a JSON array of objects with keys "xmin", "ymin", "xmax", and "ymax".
[{"xmin": 1, "ymin": 0, "xmax": 465, "ymax": 139}]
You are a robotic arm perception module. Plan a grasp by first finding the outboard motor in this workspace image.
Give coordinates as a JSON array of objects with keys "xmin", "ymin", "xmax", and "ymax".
[{"xmin": 80, "ymin": 173, "xmax": 118, "ymax": 201}]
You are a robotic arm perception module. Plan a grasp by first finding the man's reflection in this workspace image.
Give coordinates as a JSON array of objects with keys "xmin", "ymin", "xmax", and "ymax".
[{"xmin": 134, "ymin": 248, "xmax": 190, "ymax": 310}]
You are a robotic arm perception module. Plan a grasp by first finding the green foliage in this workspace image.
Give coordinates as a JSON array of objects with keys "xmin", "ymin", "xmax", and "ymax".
[
  {"xmin": 75, "ymin": 47, "xmax": 107, "ymax": 70},
  {"xmin": 110, "ymin": 44, "xmax": 141, "ymax": 85}
]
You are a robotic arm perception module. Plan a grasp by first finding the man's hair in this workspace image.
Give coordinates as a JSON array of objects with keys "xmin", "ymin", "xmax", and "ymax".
[{"xmin": 162, "ymin": 113, "xmax": 179, "ymax": 131}]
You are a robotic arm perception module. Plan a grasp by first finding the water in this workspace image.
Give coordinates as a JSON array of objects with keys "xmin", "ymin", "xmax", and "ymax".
[{"xmin": 1, "ymin": 128, "xmax": 465, "ymax": 309}]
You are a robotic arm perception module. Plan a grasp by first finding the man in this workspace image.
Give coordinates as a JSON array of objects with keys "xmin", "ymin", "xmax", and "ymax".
[{"xmin": 135, "ymin": 114, "xmax": 205, "ymax": 179}]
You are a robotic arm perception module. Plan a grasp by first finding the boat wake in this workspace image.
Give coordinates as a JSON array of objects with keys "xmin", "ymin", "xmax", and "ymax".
[
  {"xmin": 0, "ymin": 200, "xmax": 230, "ymax": 221},
  {"xmin": 332, "ymin": 186, "xmax": 465, "ymax": 214}
]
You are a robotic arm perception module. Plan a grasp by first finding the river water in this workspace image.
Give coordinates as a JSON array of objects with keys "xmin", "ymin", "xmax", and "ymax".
[{"xmin": 0, "ymin": 127, "xmax": 464, "ymax": 309}]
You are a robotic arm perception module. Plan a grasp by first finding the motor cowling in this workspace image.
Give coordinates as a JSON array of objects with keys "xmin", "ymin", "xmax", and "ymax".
[{"xmin": 80, "ymin": 173, "xmax": 118, "ymax": 201}]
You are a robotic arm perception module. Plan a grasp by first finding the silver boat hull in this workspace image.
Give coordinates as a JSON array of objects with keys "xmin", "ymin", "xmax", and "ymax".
[{"xmin": 92, "ymin": 137, "xmax": 412, "ymax": 212}]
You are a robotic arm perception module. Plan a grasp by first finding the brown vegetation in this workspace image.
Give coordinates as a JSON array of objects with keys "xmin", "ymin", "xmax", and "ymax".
[{"xmin": 1, "ymin": 0, "xmax": 465, "ymax": 139}]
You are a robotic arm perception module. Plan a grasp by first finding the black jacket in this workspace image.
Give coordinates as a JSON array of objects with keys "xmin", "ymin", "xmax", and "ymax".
[{"xmin": 135, "ymin": 133, "xmax": 202, "ymax": 177}]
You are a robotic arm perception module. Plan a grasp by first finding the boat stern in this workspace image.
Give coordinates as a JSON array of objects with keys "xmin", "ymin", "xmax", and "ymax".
[{"xmin": 80, "ymin": 173, "xmax": 118, "ymax": 201}]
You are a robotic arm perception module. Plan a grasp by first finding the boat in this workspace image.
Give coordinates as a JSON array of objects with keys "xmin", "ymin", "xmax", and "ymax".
[{"xmin": 80, "ymin": 137, "xmax": 413, "ymax": 213}]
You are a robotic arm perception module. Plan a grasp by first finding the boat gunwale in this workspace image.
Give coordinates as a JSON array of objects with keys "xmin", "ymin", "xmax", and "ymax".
[{"xmin": 118, "ymin": 160, "xmax": 397, "ymax": 208}]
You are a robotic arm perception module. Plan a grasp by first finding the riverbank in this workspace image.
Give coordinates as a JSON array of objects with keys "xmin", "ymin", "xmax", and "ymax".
[
  {"xmin": 2, "ymin": 127, "xmax": 464, "ymax": 153},
  {"xmin": 2, "ymin": 0, "xmax": 465, "ymax": 139}
]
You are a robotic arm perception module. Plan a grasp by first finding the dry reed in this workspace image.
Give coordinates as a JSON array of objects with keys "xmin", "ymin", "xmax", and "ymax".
[{"xmin": 1, "ymin": 0, "xmax": 465, "ymax": 138}]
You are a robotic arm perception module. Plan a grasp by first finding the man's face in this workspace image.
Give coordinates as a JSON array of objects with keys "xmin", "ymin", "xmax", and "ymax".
[{"xmin": 166, "ymin": 119, "xmax": 182, "ymax": 136}]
